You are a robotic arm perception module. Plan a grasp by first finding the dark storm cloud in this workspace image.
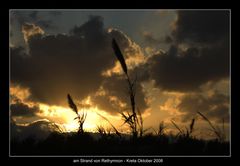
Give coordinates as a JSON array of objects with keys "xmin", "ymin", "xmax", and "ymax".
[
  {"xmin": 11, "ymin": 15, "xmax": 149, "ymax": 114},
  {"xmin": 10, "ymin": 100, "xmax": 39, "ymax": 117},
  {"xmin": 12, "ymin": 16, "xmax": 112, "ymax": 105},
  {"xmin": 140, "ymin": 10, "xmax": 231, "ymax": 123},
  {"xmin": 172, "ymin": 11, "xmax": 229, "ymax": 44},
  {"xmin": 145, "ymin": 42, "xmax": 229, "ymax": 91},
  {"xmin": 143, "ymin": 10, "xmax": 230, "ymax": 92},
  {"xmin": 70, "ymin": 16, "xmax": 105, "ymax": 42},
  {"xmin": 177, "ymin": 92, "xmax": 229, "ymax": 123}
]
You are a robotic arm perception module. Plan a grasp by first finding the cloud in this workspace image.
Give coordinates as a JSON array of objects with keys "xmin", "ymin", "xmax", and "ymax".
[
  {"xmin": 12, "ymin": 16, "xmax": 112, "ymax": 105},
  {"xmin": 70, "ymin": 15, "xmax": 105, "ymax": 40},
  {"xmin": 177, "ymin": 91, "xmax": 229, "ymax": 123},
  {"xmin": 10, "ymin": 84, "xmax": 31, "ymax": 102},
  {"xmin": 10, "ymin": 94, "xmax": 41, "ymax": 117},
  {"xmin": 141, "ymin": 10, "xmax": 230, "ymax": 92},
  {"xmin": 172, "ymin": 11, "xmax": 229, "ymax": 44},
  {"xmin": 138, "ymin": 11, "xmax": 230, "ymax": 124},
  {"xmin": 22, "ymin": 23, "xmax": 44, "ymax": 43},
  {"xmin": 11, "ymin": 16, "xmax": 149, "ymax": 115},
  {"xmin": 142, "ymin": 31, "xmax": 172, "ymax": 45},
  {"xmin": 10, "ymin": 101, "xmax": 39, "ymax": 117},
  {"xmin": 10, "ymin": 11, "xmax": 230, "ymax": 138},
  {"xmin": 92, "ymin": 74, "xmax": 148, "ymax": 115},
  {"xmin": 103, "ymin": 28, "xmax": 146, "ymax": 76},
  {"xmin": 11, "ymin": 11, "xmax": 230, "ymax": 126},
  {"xmin": 146, "ymin": 44, "xmax": 229, "ymax": 91},
  {"xmin": 36, "ymin": 20, "xmax": 56, "ymax": 29},
  {"xmin": 10, "ymin": 10, "xmax": 59, "ymax": 32}
]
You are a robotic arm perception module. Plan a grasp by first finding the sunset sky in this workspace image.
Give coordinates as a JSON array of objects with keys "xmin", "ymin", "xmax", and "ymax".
[{"xmin": 10, "ymin": 10, "xmax": 230, "ymax": 140}]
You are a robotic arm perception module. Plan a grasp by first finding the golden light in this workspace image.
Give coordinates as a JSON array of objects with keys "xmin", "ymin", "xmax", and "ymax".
[
  {"xmin": 10, "ymin": 85, "xmax": 30, "ymax": 102},
  {"xmin": 10, "ymin": 85, "xmax": 126, "ymax": 133},
  {"xmin": 38, "ymin": 103, "xmax": 123, "ymax": 133},
  {"xmin": 22, "ymin": 23, "xmax": 45, "ymax": 43}
]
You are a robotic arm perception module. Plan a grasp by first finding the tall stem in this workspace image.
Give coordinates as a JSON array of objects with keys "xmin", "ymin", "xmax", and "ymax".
[{"xmin": 126, "ymin": 73, "xmax": 137, "ymax": 138}]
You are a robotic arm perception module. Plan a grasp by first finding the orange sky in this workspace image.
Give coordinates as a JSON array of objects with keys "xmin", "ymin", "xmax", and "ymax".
[
  {"xmin": 10, "ymin": 10, "xmax": 230, "ymax": 140},
  {"xmin": 10, "ymin": 80, "xmax": 230, "ymax": 140}
]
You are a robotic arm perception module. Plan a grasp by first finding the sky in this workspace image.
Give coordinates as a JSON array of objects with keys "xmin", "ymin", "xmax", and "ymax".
[{"xmin": 10, "ymin": 10, "xmax": 230, "ymax": 140}]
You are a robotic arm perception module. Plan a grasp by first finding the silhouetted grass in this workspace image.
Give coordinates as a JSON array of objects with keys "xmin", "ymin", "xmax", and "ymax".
[
  {"xmin": 112, "ymin": 38, "xmax": 145, "ymax": 139},
  {"xmin": 197, "ymin": 111, "xmax": 226, "ymax": 142},
  {"xmin": 67, "ymin": 94, "xmax": 87, "ymax": 134},
  {"xmin": 171, "ymin": 118, "xmax": 196, "ymax": 139},
  {"xmin": 11, "ymin": 131, "xmax": 229, "ymax": 156},
  {"xmin": 10, "ymin": 39, "xmax": 229, "ymax": 156},
  {"xmin": 96, "ymin": 112, "xmax": 121, "ymax": 137}
]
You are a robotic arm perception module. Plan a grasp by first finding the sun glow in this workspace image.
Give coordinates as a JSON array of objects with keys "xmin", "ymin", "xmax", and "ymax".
[
  {"xmin": 38, "ymin": 103, "xmax": 123, "ymax": 133},
  {"xmin": 10, "ymin": 85, "xmax": 126, "ymax": 133}
]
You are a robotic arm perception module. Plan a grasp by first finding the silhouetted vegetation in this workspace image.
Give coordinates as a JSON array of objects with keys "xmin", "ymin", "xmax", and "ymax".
[
  {"xmin": 171, "ymin": 118, "xmax": 195, "ymax": 139},
  {"xmin": 10, "ymin": 39, "xmax": 229, "ymax": 156},
  {"xmin": 11, "ymin": 131, "xmax": 229, "ymax": 155},
  {"xmin": 67, "ymin": 94, "xmax": 87, "ymax": 134},
  {"xmin": 112, "ymin": 38, "xmax": 145, "ymax": 139},
  {"xmin": 197, "ymin": 111, "xmax": 226, "ymax": 142}
]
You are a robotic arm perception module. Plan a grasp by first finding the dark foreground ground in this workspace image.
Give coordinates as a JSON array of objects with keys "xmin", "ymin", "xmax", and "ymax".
[{"xmin": 11, "ymin": 132, "xmax": 229, "ymax": 156}]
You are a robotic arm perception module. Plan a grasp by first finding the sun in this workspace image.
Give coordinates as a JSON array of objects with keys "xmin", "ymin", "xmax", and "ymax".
[{"xmin": 38, "ymin": 103, "xmax": 122, "ymax": 133}]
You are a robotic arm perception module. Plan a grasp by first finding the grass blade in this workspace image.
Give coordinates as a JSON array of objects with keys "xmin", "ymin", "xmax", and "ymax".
[
  {"xmin": 197, "ymin": 111, "xmax": 217, "ymax": 133},
  {"xmin": 190, "ymin": 118, "xmax": 195, "ymax": 134},
  {"xmin": 97, "ymin": 112, "xmax": 121, "ymax": 137},
  {"xmin": 171, "ymin": 120, "xmax": 183, "ymax": 134},
  {"xmin": 197, "ymin": 111, "xmax": 222, "ymax": 141},
  {"xmin": 67, "ymin": 94, "xmax": 78, "ymax": 114},
  {"xmin": 112, "ymin": 38, "xmax": 128, "ymax": 74}
]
